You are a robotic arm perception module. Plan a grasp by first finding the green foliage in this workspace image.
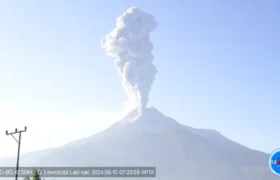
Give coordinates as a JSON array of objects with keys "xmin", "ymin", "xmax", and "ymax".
[
  {"xmin": 23, "ymin": 169, "xmax": 41, "ymax": 180},
  {"xmin": 32, "ymin": 169, "xmax": 41, "ymax": 180}
]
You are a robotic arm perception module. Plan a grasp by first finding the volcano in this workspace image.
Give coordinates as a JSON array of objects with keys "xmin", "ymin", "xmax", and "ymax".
[{"xmin": 0, "ymin": 108, "xmax": 276, "ymax": 179}]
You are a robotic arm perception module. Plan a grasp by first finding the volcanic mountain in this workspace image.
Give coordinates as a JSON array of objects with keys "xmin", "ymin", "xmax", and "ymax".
[{"xmin": 0, "ymin": 107, "xmax": 276, "ymax": 180}]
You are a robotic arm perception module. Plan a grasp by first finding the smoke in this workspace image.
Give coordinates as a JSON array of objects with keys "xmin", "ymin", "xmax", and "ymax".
[{"xmin": 101, "ymin": 7, "xmax": 158, "ymax": 113}]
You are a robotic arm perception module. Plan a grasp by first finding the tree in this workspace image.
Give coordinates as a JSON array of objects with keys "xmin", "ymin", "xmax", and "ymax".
[
  {"xmin": 32, "ymin": 169, "xmax": 41, "ymax": 180},
  {"xmin": 23, "ymin": 169, "xmax": 42, "ymax": 180}
]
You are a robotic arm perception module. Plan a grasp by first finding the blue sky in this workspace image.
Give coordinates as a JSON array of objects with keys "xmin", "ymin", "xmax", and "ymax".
[{"xmin": 0, "ymin": 0, "xmax": 279, "ymax": 157}]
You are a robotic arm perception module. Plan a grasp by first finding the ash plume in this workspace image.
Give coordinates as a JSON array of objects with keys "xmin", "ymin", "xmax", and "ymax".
[{"xmin": 101, "ymin": 7, "xmax": 158, "ymax": 113}]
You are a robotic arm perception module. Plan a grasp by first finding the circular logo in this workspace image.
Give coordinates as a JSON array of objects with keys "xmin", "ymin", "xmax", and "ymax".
[{"xmin": 269, "ymin": 148, "xmax": 280, "ymax": 176}]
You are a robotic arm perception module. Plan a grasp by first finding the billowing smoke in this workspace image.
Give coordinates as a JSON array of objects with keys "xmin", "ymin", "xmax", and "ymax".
[{"xmin": 101, "ymin": 7, "xmax": 158, "ymax": 113}]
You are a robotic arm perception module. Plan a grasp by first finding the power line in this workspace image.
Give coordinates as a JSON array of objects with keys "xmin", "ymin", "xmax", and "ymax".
[{"xmin": 6, "ymin": 126, "xmax": 27, "ymax": 180}]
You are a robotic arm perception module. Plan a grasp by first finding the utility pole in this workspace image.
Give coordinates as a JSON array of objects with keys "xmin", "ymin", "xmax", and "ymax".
[{"xmin": 6, "ymin": 126, "xmax": 27, "ymax": 180}]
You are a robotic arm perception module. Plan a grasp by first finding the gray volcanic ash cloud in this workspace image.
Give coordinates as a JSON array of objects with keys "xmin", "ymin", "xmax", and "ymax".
[{"xmin": 101, "ymin": 7, "xmax": 158, "ymax": 113}]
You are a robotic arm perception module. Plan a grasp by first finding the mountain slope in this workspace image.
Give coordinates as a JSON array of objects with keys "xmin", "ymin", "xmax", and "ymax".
[{"xmin": 0, "ymin": 107, "xmax": 276, "ymax": 180}]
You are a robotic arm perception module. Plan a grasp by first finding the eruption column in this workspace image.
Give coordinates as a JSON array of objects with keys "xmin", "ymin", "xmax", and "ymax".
[{"xmin": 101, "ymin": 7, "xmax": 158, "ymax": 112}]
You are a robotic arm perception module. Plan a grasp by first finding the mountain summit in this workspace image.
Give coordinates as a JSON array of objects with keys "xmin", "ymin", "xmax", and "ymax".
[
  {"xmin": 113, "ymin": 107, "xmax": 181, "ymax": 132},
  {"xmin": 0, "ymin": 108, "xmax": 276, "ymax": 180}
]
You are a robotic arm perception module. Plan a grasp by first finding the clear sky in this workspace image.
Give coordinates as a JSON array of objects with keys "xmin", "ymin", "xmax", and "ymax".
[{"xmin": 0, "ymin": 0, "xmax": 279, "ymax": 158}]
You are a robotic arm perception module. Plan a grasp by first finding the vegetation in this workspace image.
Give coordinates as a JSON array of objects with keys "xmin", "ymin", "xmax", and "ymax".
[
  {"xmin": 32, "ymin": 169, "xmax": 41, "ymax": 180},
  {"xmin": 23, "ymin": 169, "xmax": 41, "ymax": 180}
]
